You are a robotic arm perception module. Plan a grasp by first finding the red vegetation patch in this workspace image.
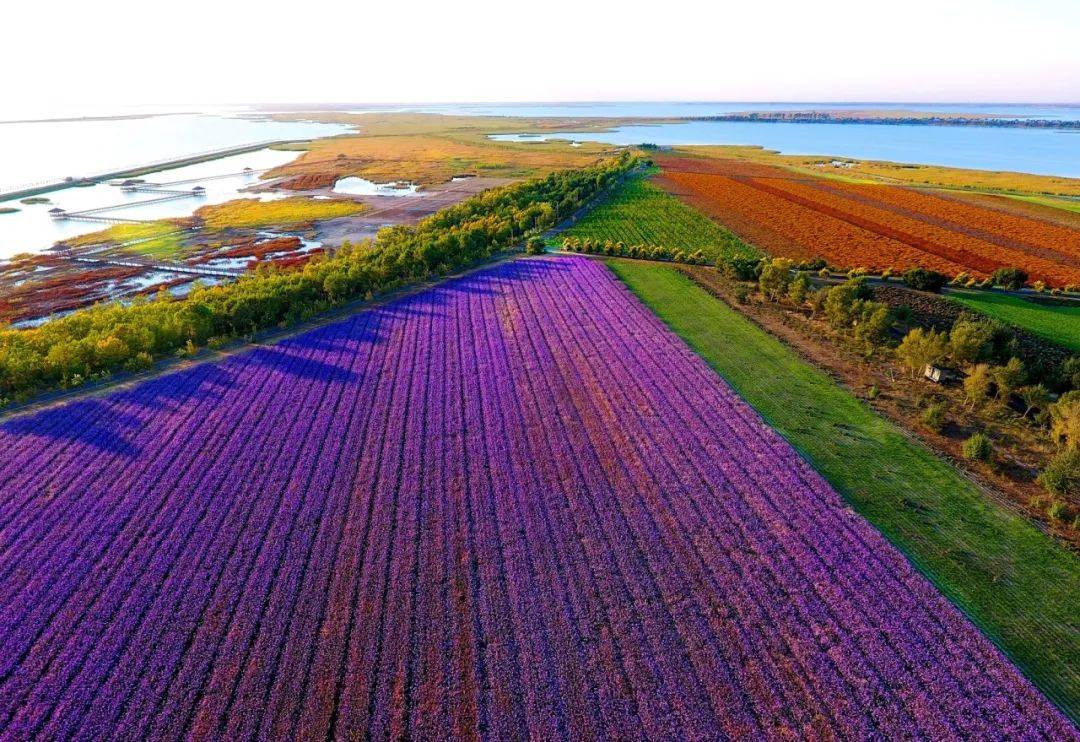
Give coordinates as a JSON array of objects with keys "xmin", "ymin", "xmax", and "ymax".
[
  {"xmin": 655, "ymin": 156, "xmax": 1080, "ymax": 286},
  {"xmin": 0, "ymin": 265, "xmax": 146, "ymax": 323},
  {"xmin": 269, "ymin": 249, "xmax": 324, "ymax": 271},
  {"xmin": 276, "ymin": 173, "xmax": 340, "ymax": 191},
  {"xmin": 190, "ymin": 236, "xmax": 304, "ymax": 265}
]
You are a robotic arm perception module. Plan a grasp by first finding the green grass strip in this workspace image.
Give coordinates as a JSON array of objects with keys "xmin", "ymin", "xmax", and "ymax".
[
  {"xmin": 609, "ymin": 259, "xmax": 1080, "ymax": 720},
  {"xmin": 949, "ymin": 289, "xmax": 1080, "ymax": 353},
  {"xmin": 564, "ymin": 172, "xmax": 758, "ymax": 261},
  {"xmin": 1002, "ymin": 193, "xmax": 1080, "ymax": 215}
]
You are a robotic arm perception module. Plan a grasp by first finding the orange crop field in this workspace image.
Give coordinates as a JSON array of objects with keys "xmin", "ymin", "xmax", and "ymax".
[{"xmin": 655, "ymin": 155, "xmax": 1080, "ymax": 287}]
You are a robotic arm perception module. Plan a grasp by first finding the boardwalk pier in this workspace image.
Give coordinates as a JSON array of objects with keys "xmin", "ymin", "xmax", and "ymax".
[{"xmin": 0, "ymin": 140, "xmax": 302, "ymax": 203}]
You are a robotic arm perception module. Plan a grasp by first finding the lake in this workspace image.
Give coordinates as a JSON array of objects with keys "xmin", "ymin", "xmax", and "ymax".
[
  {"xmin": 0, "ymin": 113, "xmax": 348, "ymax": 193},
  {"xmin": 491, "ymin": 119, "xmax": 1080, "ymax": 178}
]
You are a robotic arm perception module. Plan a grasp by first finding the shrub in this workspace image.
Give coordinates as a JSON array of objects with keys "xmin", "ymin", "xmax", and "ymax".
[
  {"xmin": 721, "ymin": 256, "xmax": 762, "ymax": 282},
  {"xmin": 897, "ymin": 328, "xmax": 949, "ymax": 376},
  {"xmin": 902, "ymin": 267, "xmax": 948, "ymax": 293},
  {"xmin": 963, "ymin": 364, "xmax": 993, "ymax": 409},
  {"xmin": 787, "ymin": 271, "xmax": 810, "ymax": 306},
  {"xmin": 797, "ymin": 258, "xmax": 827, "ymax": 272},
  {"xmin": 759, "ymin": 258, "xmax": 794, "ymax": 300},
  {"xmin": 949, "ymin": 317, "xmax": 994, "ymax": 366},
  {"xmin": 1046, "ymin": 499, "xmax": 1068, "ymax": 522},
  {"xmin": 823, "ymin": 279, "xmax": 872, "ymax": 328},
  {"xmin": 1064, "ymin": 357, "xmax": 1080, "ymax": 391},
  {"xmin": 1049, "ymin": 391, "xmax": 1080, "ymax": 449},
  {"xmin": 990, "ymin": 267, "xmax": 1028, "ymax": 291},
  {"xmin": 991, "ymin": 358, "xmax": 1026, "ymax": 400},
  {"xmin": 962, "ymin": 432, "xmax": 993, "ymax": 461},
  {"xmin": 853, "ymin": 303, "xmax": 892, "ymax": 349},
  {"xmin": 1018, "ymin": 384, "xmax": 1050, "ymax": 419},
  {"xmin": 920, "ymin": 401, "xmax": 948, "ymax": 432},
  {"xmin": 1038, "ymin": 448, "xmax": 1080, "ymax": 497},
  {"xmin": 525, "ymin": 236, "xmax": 546, "ymax": 255}
]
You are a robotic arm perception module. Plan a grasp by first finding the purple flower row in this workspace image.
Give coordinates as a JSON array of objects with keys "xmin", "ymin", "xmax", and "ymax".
[{"xmin": 0, "ymin": 255, "xmax": 1072, "ymax": 740}]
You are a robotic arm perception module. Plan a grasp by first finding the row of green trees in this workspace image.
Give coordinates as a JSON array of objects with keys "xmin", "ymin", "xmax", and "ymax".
[
  {"xmin": 559, "ymin": 236, "xmax": 711, "ymax": 265},
  {"xmin": 0, "ymin": 154, "xmax": 637, "ymax": 403},
  {"xmin": 905, "ymin": 265, "xmax": 1080, "ymax": 295}
]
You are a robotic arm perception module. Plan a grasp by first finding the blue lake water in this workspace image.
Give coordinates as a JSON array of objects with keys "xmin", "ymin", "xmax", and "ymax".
[
  {"xmin": 491, "ymin": 120, "xmax": 1080, "ymax": 178},
  {"xmin": 343, "ymin": 101, "xmax": 1080, "ymax": 177}
]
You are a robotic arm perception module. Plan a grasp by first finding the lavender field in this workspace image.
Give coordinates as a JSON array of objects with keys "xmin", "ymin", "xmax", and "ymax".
[{"xmin": 0, "ymin": 256, "xmax": 1072, "ymax": 739}]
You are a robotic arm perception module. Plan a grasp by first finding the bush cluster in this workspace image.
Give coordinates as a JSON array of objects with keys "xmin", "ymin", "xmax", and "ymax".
[{"xmin": 902, "ymin": 268, "xmax": 949, "ymax": 293}]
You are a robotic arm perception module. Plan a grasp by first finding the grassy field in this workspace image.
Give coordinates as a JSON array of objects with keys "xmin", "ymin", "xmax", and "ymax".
[
  {"xmin": 1003, "ymin": 193, "xmax": 1080, "ymax": 215},
  {"xmin": 196, "ymin": 197, "xmax": 366, "ymax": 230},
  {"xmin": 67, "ymin": 221, "xmax": 185, "ymax": 258},
  {"xmin": 266, "ymin": 113, "xmax": 623, "ymax": 187},
  {"xmin": 950, "ymin": 289, "xmax": 1080, "ymax": 353},
  {"xmin": 608, "ymin": 259, "xmax": 1080, "ymax": 720},
  {"xmin": 563, "ymin": 172, "xmax": 759, "ymax": 260}
]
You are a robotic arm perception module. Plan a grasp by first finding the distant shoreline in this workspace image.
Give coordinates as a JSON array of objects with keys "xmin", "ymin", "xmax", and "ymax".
[
  {"xmin": 0, "ymin": 112, "xmax": 188, "ymax": 126},
  {"xmin": 690, "ymin": 111, "xmax": 1080, "ymax": 129}
]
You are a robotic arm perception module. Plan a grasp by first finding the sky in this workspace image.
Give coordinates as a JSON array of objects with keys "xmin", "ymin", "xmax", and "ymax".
[{"xmin": 3, "ymin": 0, "xmax": 1077, "ymax": 118}]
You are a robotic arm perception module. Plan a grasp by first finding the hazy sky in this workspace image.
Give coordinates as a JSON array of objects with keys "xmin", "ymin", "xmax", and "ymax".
[{"xmin": 3, "ymin": 0, "xmax": 1077, "ymax": 118}]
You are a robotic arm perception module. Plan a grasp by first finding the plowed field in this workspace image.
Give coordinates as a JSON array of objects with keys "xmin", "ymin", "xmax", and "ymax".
[{"xmin": 656, "ymin": 156, "xmax": 1080, "ymax": 286}]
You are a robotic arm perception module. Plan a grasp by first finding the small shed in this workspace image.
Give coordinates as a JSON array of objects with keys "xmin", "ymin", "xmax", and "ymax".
[
  {"xmin": 192, "ymin": 185, "xmax": 206, "ymax": 195},
  {"xmin": 923, "ymin": 364, "xmax": 957, "ymax": 384},
  {"xmin": 48, "ymin": 207, "xmax": 66, "ymax": 219}
]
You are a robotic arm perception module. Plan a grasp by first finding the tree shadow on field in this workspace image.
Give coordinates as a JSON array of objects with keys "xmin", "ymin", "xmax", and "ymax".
[
  {"xmin": 120, "ymin": 362, "xmax": 239, "ymax": 411},
  {"xmin": 243, "ymin": 345, "xmax": 356, "ymax": 384},
  {"xmin": 1, "ymin": 398, "xmax": 142, "ymax": 457},
  {"xmin": 0, "ymin": 259, "xmax": 580, "ymax": 459}
]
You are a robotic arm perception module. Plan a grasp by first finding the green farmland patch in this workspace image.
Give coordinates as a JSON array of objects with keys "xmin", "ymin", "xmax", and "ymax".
[
  {"xmin": 563, "ymin": 172, "xmax": 758, "ymax": 261},
  {"xmin": 950, "ymin": 290, "xmax": 1080, "ymax": 353}
]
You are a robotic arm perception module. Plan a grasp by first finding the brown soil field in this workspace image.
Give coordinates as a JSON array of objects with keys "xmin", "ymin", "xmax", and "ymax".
[{"xmin": 655, "ymin": 155, "xmax": 1080, "ymax": 286}]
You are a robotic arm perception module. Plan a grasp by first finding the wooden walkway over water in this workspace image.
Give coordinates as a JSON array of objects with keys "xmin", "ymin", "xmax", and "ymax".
[
  {"xmin": 0, "ymin": 140, "xmax": 299, "ymax": 203},
  {"xmin": 51, "ymin": 185, "xmax": 208, "ymax": 224},
  {"xmin": 52, "ymin": 245, "xmax": 244, "ymax": 279}
]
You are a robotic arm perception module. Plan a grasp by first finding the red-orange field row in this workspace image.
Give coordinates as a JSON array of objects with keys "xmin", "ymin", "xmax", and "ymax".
[{"xmin": 655, "ymin": 156, "xmax": 1080, "ymax": 287}]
